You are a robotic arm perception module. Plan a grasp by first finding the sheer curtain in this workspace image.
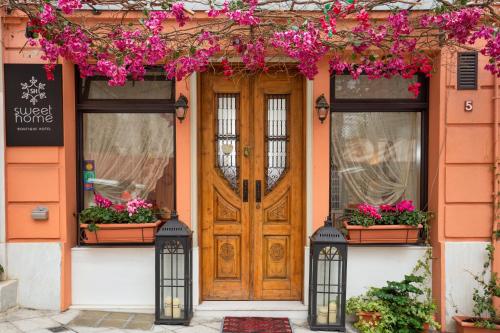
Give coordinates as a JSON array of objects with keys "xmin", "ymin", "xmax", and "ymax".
[
  {"xmin": 83, "ymin": 113, "xmax": 174, "ymax": 205},
  {"xmin": 331, "ymin": 112, "xmax": 420, "ymax": 207}
]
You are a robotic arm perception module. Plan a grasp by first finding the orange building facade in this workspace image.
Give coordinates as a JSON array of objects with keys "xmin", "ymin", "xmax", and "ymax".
[{"xmin": 0, "ymin": 11, "xmax": 498, "ymax": 332}]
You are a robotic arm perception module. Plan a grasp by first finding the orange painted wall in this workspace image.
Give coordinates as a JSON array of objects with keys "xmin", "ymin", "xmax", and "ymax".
[
  {"xmin": 2, "ymin": 16, "xmax": 193, "ymax": 310},
  {"xmin": 312, "ymin": 58, "xmax": 331, "ymax": 230},
  {"xmin": 441, "ymin": 50, "xmax": 497, "ymax": 243},
  {"xmin": 3, "ymin": 18, "xmax": 79, "ymax": 310},
  {"xmin": 426, "ymin": 49, "xmax": 498, "ymax": 330}
]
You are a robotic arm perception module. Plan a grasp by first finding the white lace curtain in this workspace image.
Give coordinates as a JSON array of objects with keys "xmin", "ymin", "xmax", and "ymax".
[
  {"xmin": 83, "ymin": 113, "xmax": 174, "ymax": 204},
  {"xmin": 332, "ymin": 112, "xmax": 420, "ymax": 207}
]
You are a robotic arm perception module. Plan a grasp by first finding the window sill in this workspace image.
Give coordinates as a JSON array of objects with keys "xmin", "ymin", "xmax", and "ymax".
[
  {"xmin": 347, "ymin": 243, "xmax": 430, "ymax": 248},
  {"xmin": 73, "ymin": 244, "xmax": 155, "ymax": 250}
]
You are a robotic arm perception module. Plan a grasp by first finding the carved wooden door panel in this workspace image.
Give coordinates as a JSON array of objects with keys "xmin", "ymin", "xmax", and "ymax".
[
  {"xmin": 252, "ymin": 73, "xmax": 304, "ymax": 300},
  {"xmin": 200, "ymin": 72, "xmax": 304, "ymax": 300},
  {"xmin": 200, "ymin": 72, "xmax": 251, "ymax": 300}
]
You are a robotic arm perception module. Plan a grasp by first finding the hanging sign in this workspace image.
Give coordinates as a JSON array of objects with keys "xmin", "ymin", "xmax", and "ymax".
[
  {"xmin": 4, "ymin": 64, "xmax": 63, "ymax": 146},
  {"xmin": 83, "ymin": 160, "xmax": 96, "ymax": 191}
]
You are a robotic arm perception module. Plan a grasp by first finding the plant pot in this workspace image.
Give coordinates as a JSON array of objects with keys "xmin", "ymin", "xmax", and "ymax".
[
  {"xmin": 454, "ymin": 316, "xmax": 500, "ymax": 332},
  {"xmin": 80, "ymin": 220, "xmax": 162, "ymax": 244},
  {"xmin": 343, "ymin": 221, "xmax": 423, "ymax": 244},
  {"xmin": 493, "ymin": 296, "xmax": 500, "ymax": 313},
  {"xmin": 357, "ymin": 311, "xmax": 381, "ymax": 325}
]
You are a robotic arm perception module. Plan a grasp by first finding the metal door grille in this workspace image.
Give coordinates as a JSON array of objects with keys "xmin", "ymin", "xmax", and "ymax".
[
  {"xmin": 216, "ymin": 94, "xmax": 239, "ymax": 193},
  {"xmin": 265, "ymin": 95, "xmax": 289, "ymax": 193}
]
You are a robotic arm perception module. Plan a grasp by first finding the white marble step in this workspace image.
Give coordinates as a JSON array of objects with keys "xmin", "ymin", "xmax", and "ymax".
[
  {"xmin": 0, "ymin": 280, "xmax": 18, "ymax": 312},
  {"xmin": 195, "ymin": 301, "xmax": 308, "ymax": 319}
]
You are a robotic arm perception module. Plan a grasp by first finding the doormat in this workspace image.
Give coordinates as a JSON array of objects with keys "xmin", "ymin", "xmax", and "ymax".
[{"xmin": 222, "ymin": 316, "xmax": 293, "ymax": 333}]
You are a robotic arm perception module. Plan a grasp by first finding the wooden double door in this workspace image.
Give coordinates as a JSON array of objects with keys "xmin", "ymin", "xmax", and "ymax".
[{"xmin": 200, "ymin": 72, "xmax": 304, "ymax": 300}]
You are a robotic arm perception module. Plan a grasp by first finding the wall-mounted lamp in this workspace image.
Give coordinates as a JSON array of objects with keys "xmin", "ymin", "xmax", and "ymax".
[
  {"xmin": 175, "ymin": 94, "xmax": 189, "ymax": 123},
  {"xmin": 315, "ymin": 94, "xmax": 330, "ymax": 124}
]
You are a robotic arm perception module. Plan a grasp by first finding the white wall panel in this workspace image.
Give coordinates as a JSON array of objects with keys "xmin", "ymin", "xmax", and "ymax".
[{"xmin": 7, "ymin": 242, "xmax": 61, "ymax": 310}]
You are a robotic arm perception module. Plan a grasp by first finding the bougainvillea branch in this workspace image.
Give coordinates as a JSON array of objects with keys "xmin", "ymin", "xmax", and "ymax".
[{"xmin": 3, "ymin": 0, "xmax": 499, "ymax": 96}]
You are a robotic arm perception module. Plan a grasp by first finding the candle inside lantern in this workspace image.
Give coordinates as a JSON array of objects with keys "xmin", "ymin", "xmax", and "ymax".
[
  {"xmin": 328, "ymin": 301, "xmax": 337, "ymax": 323},
  {"xmin": 173, "ymin": 297, "xmax": 181, "ymax": 319},
  {"xmin": 164, "ymin": 296, "xmax": 172, "ymax": 317},
  {"xmin": 317, "ymin": 306, "xmax": 328, "ymax": 324}
]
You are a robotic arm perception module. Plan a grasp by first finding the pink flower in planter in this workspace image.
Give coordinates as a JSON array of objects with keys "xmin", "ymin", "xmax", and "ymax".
[
  {"xmin": 380, "ymin": 204, "xmax": 396, "ymax": 212},
  {"xmin": 395, "ymin": 200, "xmax": 415, "ymax": 212},
  {"xmin": 357, "ymin": 203, "xmax": 382, "ymax": 220},
  {"xmin": 126, "ymin": 199, "xmax": 153, "ymax": 216},
  {"xmin": 112, "ymin": 204, "xmax": 126, "ymax": 212},
  {"xmin": 94, "ymin": 194, "xmax": 112, "ymax": 208}
]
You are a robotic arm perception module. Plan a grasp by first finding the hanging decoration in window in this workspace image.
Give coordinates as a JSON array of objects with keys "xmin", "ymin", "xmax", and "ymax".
[
  {"xmin": 216, "ymin": 94, "xmax": 239, "ymax": 193},
  {"xmin": 266, "ymin": 95, "xmax": 289, "ymax": 193}
]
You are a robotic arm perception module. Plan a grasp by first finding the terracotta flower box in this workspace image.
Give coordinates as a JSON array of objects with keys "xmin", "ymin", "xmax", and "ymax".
[
  {"xmin": 454, "ymin": 316, "xmax": 500, "ymax": 332},
  {"xmin": 80, "ymin": 220, "xmax": 162, "ymax": 244},
  {"xmin": 343, "ymin": 221, "xmax": 423, "ymax": 244}
]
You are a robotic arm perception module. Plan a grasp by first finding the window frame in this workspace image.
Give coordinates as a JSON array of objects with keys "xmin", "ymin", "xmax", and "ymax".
[
  {"xmin": 329, "ymin": 74, "xmax": 429, "ymax": 214},
  {"xmin": 75, "ymin": 67, "xmax": 177, "ymax": 246}
]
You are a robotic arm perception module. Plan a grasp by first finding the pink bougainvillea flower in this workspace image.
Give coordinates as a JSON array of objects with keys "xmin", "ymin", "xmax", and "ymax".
[
  {"xmin": 39, "ymin": 4, "xmax": 56, "ymax": 25},
  {"xmin": 57, "ymin": 0, "xmax": 82, "ymax": 14},
  {"xmin": 44, "ymin": 64, "xmax": 56, "ymax": 80},
  {"xmin": 408, "ymin": 82, "xmax": 421, "ymax": 98},
  {"xmin": 171, "ymin": 2, "xmax": 189, "ymax": 27},
  {"xmin": 221, "ymin": 57, "xmax": 234, "ymax": 76}
]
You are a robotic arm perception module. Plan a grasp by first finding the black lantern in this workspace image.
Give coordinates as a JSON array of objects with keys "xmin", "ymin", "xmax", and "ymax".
[
  {"xmin": 155, "ymin": 211, "xmax": 193, "ymax": 325},
  {"xmin": 308, "ymin": 216, "xmax": 348, "ymax": 331},
  {"xmin": 175, "ymin": 94, "xmax": 189, "ymax": 122},
  {"xmin": 315, "ymin": 94, "xmax": 330, "ymax": 123}
]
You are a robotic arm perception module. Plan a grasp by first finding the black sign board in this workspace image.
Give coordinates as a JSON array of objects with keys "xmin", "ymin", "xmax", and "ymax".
[{"xmin": 5, "ymin": 64, "xmax": 63, "ymax": 146}]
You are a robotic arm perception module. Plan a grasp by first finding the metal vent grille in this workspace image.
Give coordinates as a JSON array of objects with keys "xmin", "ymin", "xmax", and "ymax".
[{"xmin": 457, "ymin": 52, "xmax": 478, "ymax": 90}]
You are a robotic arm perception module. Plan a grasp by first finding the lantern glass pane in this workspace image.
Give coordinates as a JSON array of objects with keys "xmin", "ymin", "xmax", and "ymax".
[
  {"xmin": 160, "ymin": 240, "xmax": 186, "ymax": 320},
  {"xmin": 315, "ymin": 246, "xmax": 342, "ymax": 325}
]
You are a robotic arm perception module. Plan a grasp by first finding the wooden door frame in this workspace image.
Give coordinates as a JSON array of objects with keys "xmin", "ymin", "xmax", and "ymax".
[{"xmin": 196, "ymin": 71, "xmax": 307, "ymax": 303}]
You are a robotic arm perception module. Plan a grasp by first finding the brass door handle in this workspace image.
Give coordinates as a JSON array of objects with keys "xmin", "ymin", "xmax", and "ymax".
[
  {"xmin": 243, "ymin": 180, "xmax": 248, "ymax": 202},
  {"xmin": 256, "ymin": 180, "xmax": 262, "ymax": 203},
  {"xmin": 243, "ymin": 146, "xmax": 251, "ymax": 157}
]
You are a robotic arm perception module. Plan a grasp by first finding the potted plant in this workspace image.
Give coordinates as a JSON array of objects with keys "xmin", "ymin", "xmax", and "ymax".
[
  {"xmin": 79, "ymin": 193, "xmax": 162, "ymax": 244},
  {"xmin": 347, "ymin": 295, "xmax": 388, "ymax": 331},
  {"xmin": 347, "ymin": 249, "xmax": 439, "ymax": 333},
  {"xmin": 342, "ymin": 200, "xmax": 431, "ymax": 244},
  {"xmin": 454, "ymin": 244, "xmax": 500, "ymax": 332}
]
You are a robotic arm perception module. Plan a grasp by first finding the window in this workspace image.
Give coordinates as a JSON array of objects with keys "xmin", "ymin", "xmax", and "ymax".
[
  {"xmin": 77, "ymin": 69, "xmax": 176, "ymax": 220},
  {"xmin": 330, "ymin": 75, "xmax": 428, "ymax": 215}
]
